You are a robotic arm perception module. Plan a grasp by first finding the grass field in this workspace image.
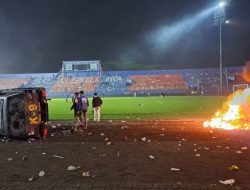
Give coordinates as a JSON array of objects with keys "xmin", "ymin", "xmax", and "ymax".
[{"xmin": 48, "ymin": 96, "xmax": 226, "ymax": 121}]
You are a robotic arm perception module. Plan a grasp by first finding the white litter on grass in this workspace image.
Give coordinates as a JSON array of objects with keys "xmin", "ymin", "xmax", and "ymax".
[
  {"xmin": 39, "ymin": 171, "xmax": 45, "ymax": 177},
  {"xmin": 53, "ymin": 155, "xmax": 64, "ymax": 159},
  {"xmin": 121, "ymin": 126, "xmax": 129, "ymax": 129},
  {"xmin": 149, "ymin": 155, "xmax": 155, "ymax": 159},
  {"xmin": 236, "ymin": 151, "xmax": 242, "ymax": 154},
  {"xmin": 106, "ymin": 142, "xmax": 111, "ymax": 145},
  {"xmin": 99, "ymin": 154, "xmax": 106, "ymax": 157},
  {"xmin": 241, "ymin": 146, "xmax": 248, "ymax": 150},
  {"xmin": 51, "ymin": 125, "xmax": 57, "ymax": 129},
  {"xmin": 195, "ymin": 154, "xmax": 201, "ymax": 157},
  {"xmin": 171, "ymin": 168, "xmax": 180, "ymax": 171},
  {"xmin": 100, "ymin": 133, "xmax": 105, "ymax": 136},
  {"xmin": 104, "ymin": 137, "xmax": 109, "ymax": 141},
  {"xmin": 82, "ymin": 172, "xmax": 90, "ymax": 177},
  {"xmin": 109, "ymin": 120, "xmax": 113, "ymax": 122},
  {"xmin": 8, "ymin": 157, "xmax": 13, "ymax": 161},
  {"xmin": 28, "ymin": 176, "xmax": 33, "ymax": 182},
  {"xmin": 219, "ymin": 179, "xmax": 235, "ymax": 185},
  {"xmin": 67, "ymin": 165, "xmax": 81, "ymax": 171},
  {"xmin": 141, "ymin": 137, "xmax": 146, "ymax": 142}
]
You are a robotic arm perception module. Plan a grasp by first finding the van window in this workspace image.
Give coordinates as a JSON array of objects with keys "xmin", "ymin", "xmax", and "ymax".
[{"xmin": 0, "ymin": 99, "xmax": 3, "ymax": 130}]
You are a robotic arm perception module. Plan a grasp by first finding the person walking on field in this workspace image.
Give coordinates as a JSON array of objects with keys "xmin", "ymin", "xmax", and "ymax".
[
  {"xmin": 92, "ymin": 92, "xmax": 103, "ymax": 125},
  {"xmin": 70, "ymin": 92, "xmax": 82, "ymax": 128},
  {"xmin": 79, "ymin": 90, "xmax": 89, "ymax": 129}
]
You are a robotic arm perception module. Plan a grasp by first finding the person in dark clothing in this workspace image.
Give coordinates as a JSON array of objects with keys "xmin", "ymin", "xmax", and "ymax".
[
  {"xmin": 79, "ymin": 90, "xmax": 89, "ymax": 129},
  {"xmin": 70, "ymin": 92, "xmax": 82, "ymax": 127},
  {"xmin": 92, "ymin": 92, "xmax": 103, "ymax": 125}
]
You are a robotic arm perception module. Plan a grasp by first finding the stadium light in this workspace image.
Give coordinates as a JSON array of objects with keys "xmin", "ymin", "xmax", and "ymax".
[
  {"xmin": 219, "ymin": 2, "xmax": 226, "ymax": 7},
  {"xmin": 214, "ymin": 0, "xmax": 228, "ymax": 94}
]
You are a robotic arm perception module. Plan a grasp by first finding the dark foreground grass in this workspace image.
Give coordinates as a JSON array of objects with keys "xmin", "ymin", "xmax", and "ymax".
[{"xmin": 48, "ymin": 96, "xmax": 226, "ymax": 120}]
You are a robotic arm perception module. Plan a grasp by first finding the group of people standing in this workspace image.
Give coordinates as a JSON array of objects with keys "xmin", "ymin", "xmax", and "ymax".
[{"xmin": 71, "ymin": 90, "xmax": 102, "ymax": 129}]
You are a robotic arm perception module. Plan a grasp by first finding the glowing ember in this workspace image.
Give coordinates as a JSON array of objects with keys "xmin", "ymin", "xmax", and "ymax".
[{"xmin": 203, "ymin": 88, "xmax": 250, "ymax": 130}]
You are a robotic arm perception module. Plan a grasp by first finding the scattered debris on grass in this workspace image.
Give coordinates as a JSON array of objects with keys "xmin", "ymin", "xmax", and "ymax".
[
  {"xmin": 228, "ymin": 165, "xmax": 239, "ymax": 171},
  {"xmin": 171, "ymin": 168, "xmax": 180, "ymax": 171},
  {"xmin": 141, "ymin": 137, "xmax": 146, "ymax": 142},
  {"xmin": 82, "ymin": 171, "xmax": 90, "ymax": 177},
  {"xmin": 121, "ymin": 126, "xmax": 129, "ymax": 129},
  {"xmin": 67, "ymin": 165, "xmax": 81, "ymax": 171},
  {"xmin": 28, "ymin": 176, "xmax": 34, "ymax": 182},
  {"xmin": 39, "ymin": 171, "xmax": 45, "ymax": 177},
  {"xmin": 219, "ymin": 179, "xmax": 235, "ymax": 185},
  {"xmin": 53, "ymin": 155, "xmax": 64, "ymax": 159},
  {"xmin": 149, "ymin": 155, "xmax": 155, "ymax": 159}
]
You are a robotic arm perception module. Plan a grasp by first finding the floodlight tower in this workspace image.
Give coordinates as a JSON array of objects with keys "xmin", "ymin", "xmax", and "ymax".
[{"xmin": 214, "ymin": 1, "xmax": 226, "ymax": 94}]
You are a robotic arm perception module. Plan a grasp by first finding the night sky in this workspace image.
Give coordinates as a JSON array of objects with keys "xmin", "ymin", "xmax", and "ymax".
[{"xmin": 0, "ymin": 0, "xmax": 250, "ymax": 74}]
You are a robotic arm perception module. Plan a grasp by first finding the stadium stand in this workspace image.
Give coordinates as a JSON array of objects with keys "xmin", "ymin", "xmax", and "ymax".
[
  {"xmin": 51, "ymin": 76, "xmax": 100, "ymax": 95},
  {"xmin": 128, "ymin": 74, "xmax": 187, "ymax": 94},
  {"xmin": 0, "ymin": 78, "xmax": 31, "ymax": 89},
  {"xmin": 0, "ymin": 64, "xmax": 245, "ymax": 97}
]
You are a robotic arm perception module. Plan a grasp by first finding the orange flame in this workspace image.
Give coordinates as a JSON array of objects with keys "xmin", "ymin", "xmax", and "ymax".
[{"xmin": 203, "ymin": 88, "xmax": 250, "ymax": 130}]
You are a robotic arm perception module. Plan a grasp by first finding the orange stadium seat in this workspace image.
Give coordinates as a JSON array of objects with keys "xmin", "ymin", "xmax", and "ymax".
[
  {"xmin": 128, "ymin": 74, "xmax": 186, "ymax": 91},
  {"xmin": 51, "ymin": 76, "xmax": 100, "ymax": 93}
]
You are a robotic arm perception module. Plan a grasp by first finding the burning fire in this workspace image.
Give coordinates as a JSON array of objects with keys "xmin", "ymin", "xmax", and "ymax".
[{"xmin": 203, "ymin": 88, "xmax": 250, "ymax": 130}]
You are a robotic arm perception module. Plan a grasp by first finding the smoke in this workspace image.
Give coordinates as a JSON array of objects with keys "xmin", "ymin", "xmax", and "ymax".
[
  {"xmin": 145, "ymin": 6, "xmax": 217, "ymax": 53},
  {"xmin": 117, "ymin": 4, "xmax": 217, "ymax": 63},
  {"xmin": 242, "ymin": 60, "xmax": 250, "ymax": 82}
]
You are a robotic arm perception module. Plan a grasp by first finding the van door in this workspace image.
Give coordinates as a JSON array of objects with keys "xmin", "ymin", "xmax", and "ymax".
[
  {"xmin": 7, "ymin": 94, "xmax": 26, "ymax": 137},
  {"xmin": 0, "ymin": 99, "xmax": 4, "ymax": 134}
]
